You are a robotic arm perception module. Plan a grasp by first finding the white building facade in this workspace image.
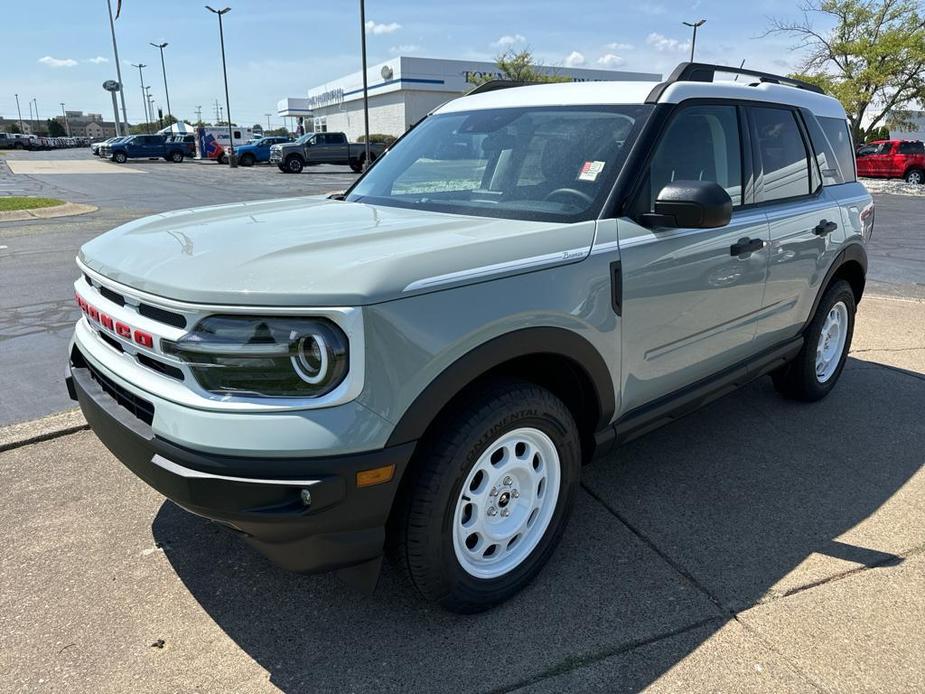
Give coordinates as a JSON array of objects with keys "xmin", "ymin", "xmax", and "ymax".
[{"xmin": 278, "ymin": 56, "xmax": 660, "ymax": 141}]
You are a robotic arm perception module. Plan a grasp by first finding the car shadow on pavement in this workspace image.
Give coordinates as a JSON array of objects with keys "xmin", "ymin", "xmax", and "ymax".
[{"xmin": 152, "ymin": 357, "xmax": 925, "ymax": 693}]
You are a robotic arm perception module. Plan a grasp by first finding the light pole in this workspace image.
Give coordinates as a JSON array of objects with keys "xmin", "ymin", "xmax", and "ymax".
[
  {"xmin": 132, "ymin": 63, "xmax": 149, "ymax": 132},
  {"xmin": 682, "ymin": 19, "xmax": 706, "ymax": 63},
  {"xmin": 146, "ymin": 88, "xmax": 156, "ymax": 129},
  {"xmin": 265, "ymin": 113, "xmax": 272, "ymax": 131},
  {"xmin": 359, "ymin": 0, "xmax": 371, "ymax": 170},
  {"xmin": 150, "ymin": 42, "xmax": 172, "ymax": 122},
  {"xmin": 107, "ymin": 0, "xmax": 130, "ymax": 126},
  {"xmin": 61, "ymin": 103, "xmax": 70, "ymax": 136},
  {"xmin": 28, "ymin": 100, "xmax": 34, "ymax": 134},
  {"xmin": 14, "ymin": 94, "xmax": 24, "ymax": 133},
  {"xmin": 33, "ymin": 99, "xmax": 41, "ymax": 135},
  {"xmin": 206, "ymin": 6, "xmax": 237, "ymax": 167}
]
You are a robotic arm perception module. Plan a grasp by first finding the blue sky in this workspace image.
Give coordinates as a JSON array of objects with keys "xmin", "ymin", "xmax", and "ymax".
[{"xmin": 1, "ymin": 0, "xmax": 818, "ymax": 129}]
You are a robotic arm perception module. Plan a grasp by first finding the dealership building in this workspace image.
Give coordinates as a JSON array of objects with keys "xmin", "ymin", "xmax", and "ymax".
[{"xmin": 277, "ymin": 56, "xmax": 660, "ymax": 140}]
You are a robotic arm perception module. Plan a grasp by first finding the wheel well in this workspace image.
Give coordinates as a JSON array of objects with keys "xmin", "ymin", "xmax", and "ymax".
[
  {"xmin": 830, "ymin": 259, "xmax": 865, "ymax": 304},
  {"xmin": 411, "ymin": 353, "xmax": 603, "ymax": 466}
]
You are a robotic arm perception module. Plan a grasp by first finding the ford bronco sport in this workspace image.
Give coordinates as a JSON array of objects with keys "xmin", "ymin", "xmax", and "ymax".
[{"xmin": 67, "ymin": 63, "xmax": 873, "ymax": 613}]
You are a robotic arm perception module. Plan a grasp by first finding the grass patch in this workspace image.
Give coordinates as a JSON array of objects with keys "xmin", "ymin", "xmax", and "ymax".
[{"xmin": 0, "ymin": 196, "xmax": 64, "ymax": 211}]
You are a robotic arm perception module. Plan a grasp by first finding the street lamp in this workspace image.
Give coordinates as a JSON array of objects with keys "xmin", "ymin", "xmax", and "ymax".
[
  {"xmin": 682, "ymin": 19, "xmax": 706, "ymax": 63},
  {"xmin": 131, "ymin": 63, "xmax": 149, "ymax": 132},
  {"xmin": 61, "ymin": 103, "xmax": 70, "ymax": 136},
  {"xmin": 14, "ymin": 94, "xmax": 24, "ymax": 133},
  {"xmin": 206, "ymin": 6, "xmax": 237, "ymax": 167},
  {"xmin": 150, "ymin": 42, "xmax": 173, "ymax": 123},
  {"xmin": 265, "ymin": 113, "xmax": 272, "ymax": 131},
  {"xmin": 359, "ymin": 0, "xmax": 371, "ymax": 170},
  {"xmin": 33, "ymin": 99, "xmax": 41, "ymax": 135},
  {"xmin": 107, "ymin": 0, "xmax": 130, "ymax": 127}
]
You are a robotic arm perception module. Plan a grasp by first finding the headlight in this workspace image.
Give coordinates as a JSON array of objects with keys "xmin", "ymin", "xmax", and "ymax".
[{"xmin": 162, "ymin": 315, "xmax": 348, "ymax": 398}]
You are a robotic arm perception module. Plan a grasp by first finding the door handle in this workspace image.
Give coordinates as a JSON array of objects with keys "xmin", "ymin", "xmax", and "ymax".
[
  {"xmin": 730, "ymin": 237, "xmax": 765, "ymax": 257},
  {"xmin": 813, "ymin": 219, "xmax": 838, "ymax": 236}
]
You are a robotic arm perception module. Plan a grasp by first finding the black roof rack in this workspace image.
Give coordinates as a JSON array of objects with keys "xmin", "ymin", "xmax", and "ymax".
[
  {"xmin": 465, "ymin": 80, "xmax": 541, "ymax": 96},
  {"xmin": 646, "ymin": 62, "xmax": 825, "ymax": 103}
]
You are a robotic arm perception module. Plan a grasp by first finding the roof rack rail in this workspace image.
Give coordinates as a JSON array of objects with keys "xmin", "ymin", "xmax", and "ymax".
[
  {"xmin": 465, "ymin": 80, "xmax": 541, "ymax": 96},
  {"xmin": 646, "ymin": 62, "xmax": 825, "ymax": 103}
]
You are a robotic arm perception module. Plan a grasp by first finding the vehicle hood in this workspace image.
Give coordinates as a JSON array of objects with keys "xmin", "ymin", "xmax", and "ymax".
[{"xmin": 78, "ymin": 197, "xmax": 595, "ymax": 306}]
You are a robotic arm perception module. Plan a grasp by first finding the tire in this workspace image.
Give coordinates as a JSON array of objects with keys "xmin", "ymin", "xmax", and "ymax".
[
  {"xmin": 112, "ymin": 151, "xmax": 127, "ymax": 164},
  {"xmin": 285, "ymin": 155, "xmax": 304, "ymax": 174},
  {"xmin": 277, "ymin": 165, "xmax": 287, "ymax": 172},
  {"xmin": 169, "ymin": 150, "xmax": 183, "ymax": 163},
  {"xmin": 904, "ymin": 168, "xmax": 923, "ymax": 184},
  {"xmin": 240, "ymin": 153, "xmax": 256, "ymax": 167},
  {"xmin": 772, "ymin": 279, "xmax": 856, "ymax": 401},
  {"xmin": 350, "ymin": 158, "xmax": 364, "ymax": 173},
  {"xmin": 394, "ymin": 379, "xmax": 581, "ymax": 613}
]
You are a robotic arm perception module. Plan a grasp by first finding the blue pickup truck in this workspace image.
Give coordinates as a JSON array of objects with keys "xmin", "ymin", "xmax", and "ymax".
[
  {"xmin": 226, "ymin": 135, "xmax": 292, "ymax": 166},
  {"xmin": 106, "ymin": 134, "xmax": 187, "ymax": 164}
]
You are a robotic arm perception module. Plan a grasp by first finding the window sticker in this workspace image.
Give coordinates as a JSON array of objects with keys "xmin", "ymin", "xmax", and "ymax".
[{"xmin": 578, "ymin": 160, "xmax": 605, "ymax": 182}]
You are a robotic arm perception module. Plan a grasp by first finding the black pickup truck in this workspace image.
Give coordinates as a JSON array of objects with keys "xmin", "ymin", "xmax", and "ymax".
[{"xmin": 269, "ymin": 132, "xmax": 386, "ymax": 173}]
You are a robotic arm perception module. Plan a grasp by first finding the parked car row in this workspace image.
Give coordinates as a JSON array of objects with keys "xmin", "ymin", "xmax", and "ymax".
[{"xmin": 0, "ymin": 133, "xmax": 91, "ymax": 150}]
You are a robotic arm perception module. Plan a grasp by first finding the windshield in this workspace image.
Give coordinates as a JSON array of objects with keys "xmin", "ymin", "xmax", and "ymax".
[
  {"xmin": 295, "ymin": 133, "xmax": 314, "ymax": 145},
  {"xmin": 346, "ymin": 105, "xmax": 651, "ymax": 222}
]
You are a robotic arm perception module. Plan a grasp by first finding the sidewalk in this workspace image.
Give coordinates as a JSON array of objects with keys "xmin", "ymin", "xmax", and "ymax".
[{"xmin": 1, "ymin": 296, "xmax": 922, "ymax": 693}]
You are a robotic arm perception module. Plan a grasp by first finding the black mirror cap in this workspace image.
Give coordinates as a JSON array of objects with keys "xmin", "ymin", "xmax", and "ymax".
[{"xmin": 650, "ymin": 180, "xmax": 733, "ymax": 229}]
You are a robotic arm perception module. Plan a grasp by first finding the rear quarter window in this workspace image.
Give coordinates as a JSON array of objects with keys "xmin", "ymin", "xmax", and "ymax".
[
  {"xmin": 807, "ymin": 115, "xmax": 856, "ymax": 185},
  {"xmin": 898, "ymin": 141, "xmax": 924, "ymax": 155}
]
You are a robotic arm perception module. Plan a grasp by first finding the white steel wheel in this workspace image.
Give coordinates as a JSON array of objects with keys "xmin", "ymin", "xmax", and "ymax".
[
  {"xmin": 815, "ymin": 301, "xmax": 849, "ymax": 383},
  {"xmin": 452, "ymin": 427, "xmax": 561, "ymax": 580}
]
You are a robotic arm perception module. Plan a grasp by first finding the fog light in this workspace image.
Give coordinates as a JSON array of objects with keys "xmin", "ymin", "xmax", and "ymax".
[
  {"xmin": 300, "ymin": 488, "xmax": 312, "ymax": 507},
  {"xmin": 356, "ymin": 464, "xmax": 395, "ymax": 488}
]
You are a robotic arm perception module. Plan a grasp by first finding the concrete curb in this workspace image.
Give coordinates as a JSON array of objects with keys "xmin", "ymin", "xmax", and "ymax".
[
  {"xmin": 0, "ymin": 408, "xmax": 88, "ymax": 453},
  {"xmin": 0, "ymin": 201, "xmax": 98, "ymax": 222}
]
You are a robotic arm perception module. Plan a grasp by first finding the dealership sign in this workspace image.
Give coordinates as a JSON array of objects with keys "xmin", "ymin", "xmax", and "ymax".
[{"xmin": 307, "ymin": 88, "xmax": 345, "ymax": 109}]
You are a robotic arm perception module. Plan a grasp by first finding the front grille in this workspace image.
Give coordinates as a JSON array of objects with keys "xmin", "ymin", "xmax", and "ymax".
[
  {"xmin": 73, "ymin": 347, "xmax": 155, "ymax": 425},
  {"xmin": 136, "ymin": 353, "xmax": 184, "ymax": 381},
  {"xmin": 138, "ymin": 303, "xmax": 186, "ymax": 329},
  {"xmin": 99, "ymin": 286, "xmax": 125, "ymax": 307}
]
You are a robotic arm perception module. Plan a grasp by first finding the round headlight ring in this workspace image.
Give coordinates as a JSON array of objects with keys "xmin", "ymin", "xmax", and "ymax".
[{"xmin": 292, "ymin": 333, "xmax": 330, "ymax": 385}]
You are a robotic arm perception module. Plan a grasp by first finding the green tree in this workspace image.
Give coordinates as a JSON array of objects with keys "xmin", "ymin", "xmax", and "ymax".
[
  {"xmin": 467, "ymin": 50, "xmax": 572, "ymax": 86},
  {"xmin": 9, "ymin": 122, "xmax": 21, "ymax": 134},
  {"xmin": 767, "ymin": 0, "xmax": 925, "ymax": 142},
  {"xmin": 46, "ymin": 119, "xmax": 66, "ymax": 137}
]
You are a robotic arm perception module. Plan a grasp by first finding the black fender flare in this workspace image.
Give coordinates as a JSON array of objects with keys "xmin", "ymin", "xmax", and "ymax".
[
  {"xmin": 802, "ymin": 242, "xmax": 868, "ymax": 333},
  {"xmin": 385, "ymin": 327, "xmax": 616, "ymax": 447}
]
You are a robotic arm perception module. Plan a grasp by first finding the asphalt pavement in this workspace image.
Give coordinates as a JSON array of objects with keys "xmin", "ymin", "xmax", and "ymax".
[{"xmin": 1, "ymin": 295, "xmax": 923, "ymax": 693}]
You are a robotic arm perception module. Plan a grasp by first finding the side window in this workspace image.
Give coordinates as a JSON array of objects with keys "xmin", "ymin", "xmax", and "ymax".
[
  {"xmin": 752, "ymin": 107, "xmax": 812, "ymax": 203},
  {"xmin": 233, "ymin": 131, "xmax": 241, "ymax": 140},
  {"xmin": 332, "ymin": 133, "xmax": 347, "ymax": 144},
  {"xmin": 817, "ymin": 116, "xmax": 856, "ymax": 183},
  {"xmin": 643, "ymin": 104, "xmax": 743, "ymax": 209},
  {"xmin": 899, "ymin": 141, "xmax": 924, "ymax": 154}
]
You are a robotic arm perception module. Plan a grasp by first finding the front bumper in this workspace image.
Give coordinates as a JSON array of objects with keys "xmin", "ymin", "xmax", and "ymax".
[{"xmin": 67, "ymin": 357, "xmax": 415, "ymax": 576}]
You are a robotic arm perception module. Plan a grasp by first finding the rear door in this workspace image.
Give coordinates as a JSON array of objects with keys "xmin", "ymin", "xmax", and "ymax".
[
  {"xmin": 617, "ymin": 102, "xmax": 771, "ymax": 412},
  {"xmin": 749, "ymin": 105, "xmax": 842, "ymax": 347}
]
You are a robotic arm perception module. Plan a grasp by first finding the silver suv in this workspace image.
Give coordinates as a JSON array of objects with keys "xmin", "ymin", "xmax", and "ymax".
[{"xmin": 67, "ymin": 63, "xmax": 872, "ymax": 612}]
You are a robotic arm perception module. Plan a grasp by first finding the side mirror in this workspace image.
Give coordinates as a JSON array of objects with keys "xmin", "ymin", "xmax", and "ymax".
[{"xmin": 641, "ymin": 180, "xmax": 733, "ymax": 229}]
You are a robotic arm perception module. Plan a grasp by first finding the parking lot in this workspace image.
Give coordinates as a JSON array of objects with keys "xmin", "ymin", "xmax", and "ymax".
[{"xmin": 1, "ymin": 147, "xmax": 924, "ymax": 692}]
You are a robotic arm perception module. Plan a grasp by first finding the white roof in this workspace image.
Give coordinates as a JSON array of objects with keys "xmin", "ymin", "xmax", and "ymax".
[{"xmin": 434, "ymin": 77, "xmax": 846, "ymax": 120}]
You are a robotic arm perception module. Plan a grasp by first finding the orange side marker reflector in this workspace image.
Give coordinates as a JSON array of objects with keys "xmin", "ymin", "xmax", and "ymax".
[{"xmin": 356, "ymin": 464, "xmax": 395, "ymax": 488}]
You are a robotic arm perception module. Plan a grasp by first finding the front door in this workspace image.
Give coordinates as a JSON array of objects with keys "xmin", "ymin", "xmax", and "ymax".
[{"xmin": 618, "ymin": 103, "xmax": 770, "ymax": 413}]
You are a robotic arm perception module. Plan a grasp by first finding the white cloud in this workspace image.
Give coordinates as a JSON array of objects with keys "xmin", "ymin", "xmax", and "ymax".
[
  {"xmin": 365, "ymin": 20, "xmax": 401, "ymax": 35},
  {"xmin": 597, "ymin": 54, "xmax": 625, "ymax": 68},
  {"xmin": 390, "ymin": 44, "xmax": 421, "ymax": 55},
  {"xmin": 606, "ymin": 42, "xmax": 633, "ymax": 51},
  {"xmin": 38, "ymin": 55, "xmax": 78, "ymax": 68},
  {"xmin": 645, "ymin": 32, "xmax": 691, "ymax": 52},
  {"xmin": 87, "ymin": 56, "xmax": 109, "ymax": 64},
  {"xmin": 493, "ymin": 34, "xmax": 526, "ymax": 49},
  {"xmin": 564, "ymin": 51, "xmax": 585, "ymax": 67}
]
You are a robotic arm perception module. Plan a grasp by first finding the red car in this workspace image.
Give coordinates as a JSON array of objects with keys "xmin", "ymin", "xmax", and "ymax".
[{"xmin": 856, "ymin": 139, "xmax": 925, "ymax": 184}]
